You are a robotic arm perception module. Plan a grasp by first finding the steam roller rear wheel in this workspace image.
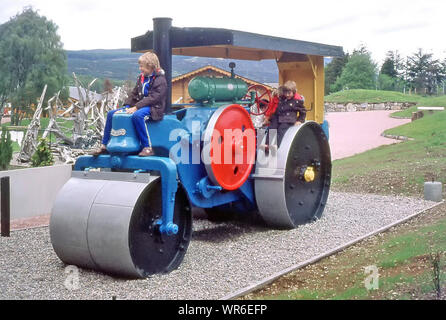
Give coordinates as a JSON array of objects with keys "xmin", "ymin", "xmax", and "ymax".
[
  {"xmin": 50, "ymin": 173, "xmax": 192, "ymax": 278},
  {"xmin": 254, "ymin": 121, "xmax": 331, "ymax": 228}
]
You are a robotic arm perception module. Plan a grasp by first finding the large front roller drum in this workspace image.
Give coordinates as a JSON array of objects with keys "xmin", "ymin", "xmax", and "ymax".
[
  {"xmin": 254, "ymin": 122, "xmax": 331, "ymax": 228},
  {"xmin": 50, "ymin": 173, "xmax": 192, "ymax": 278}
]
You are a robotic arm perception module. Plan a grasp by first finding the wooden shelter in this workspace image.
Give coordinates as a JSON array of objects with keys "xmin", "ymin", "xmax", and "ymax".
[{"xmin": 131, "ymin": 18, "xmax": 343, "ymax": 123}]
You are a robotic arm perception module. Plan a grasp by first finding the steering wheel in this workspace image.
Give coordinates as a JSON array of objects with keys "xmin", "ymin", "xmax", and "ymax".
[{"xmin": 244, "ymin": 84, "xmax": 272, "ymax": 116}]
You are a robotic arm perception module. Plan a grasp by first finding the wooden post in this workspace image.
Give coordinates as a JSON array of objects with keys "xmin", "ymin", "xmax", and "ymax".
[
  {"xmin": 417, "ymin": 110, "xmax": 424, "ymax": 119},
  {"xmin": 1, "ymin": 176, "xmax": 10, "ymax": 237}
]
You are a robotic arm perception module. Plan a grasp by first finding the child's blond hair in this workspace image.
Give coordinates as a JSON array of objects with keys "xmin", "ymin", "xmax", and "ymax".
[
  {"xmin": 282, "ymin": 80, "xmax": 297, "ymax": 93},
  {"xmin": 138, "ymin": 52, "xmax": 160, "ymax": 70}
]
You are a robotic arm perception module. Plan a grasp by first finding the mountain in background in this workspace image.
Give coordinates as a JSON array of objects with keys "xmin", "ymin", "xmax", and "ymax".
[
  {"xmin": 67, "ymin": 49, "xmax": 140, "ymax": 81},
  {"xmin": 67, "ymin": 49, "xmax": 332, "ymax": 84}
]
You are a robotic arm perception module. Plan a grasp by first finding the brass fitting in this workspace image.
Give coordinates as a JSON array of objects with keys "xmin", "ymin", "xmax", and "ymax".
[{"xmin": 304, "ymin": 166, "xmax": 316, "ymax": 182}]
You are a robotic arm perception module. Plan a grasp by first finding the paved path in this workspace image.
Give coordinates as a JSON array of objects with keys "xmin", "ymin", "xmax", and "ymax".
[{"xmin": 325, "ymin": 110, "xmax": 411, "ymax": 160}]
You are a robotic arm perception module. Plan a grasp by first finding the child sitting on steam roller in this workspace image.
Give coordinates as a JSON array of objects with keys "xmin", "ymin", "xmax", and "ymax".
[
  {"xmin": 90, "ymin": 52, "xmax": 167, "ymax": 157},
  {"xmin": 263, "ymin": 80, "xmax": 306, "ymax": 147}
]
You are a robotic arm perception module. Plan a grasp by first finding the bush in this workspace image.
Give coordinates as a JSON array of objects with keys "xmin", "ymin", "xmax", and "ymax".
[
  {"xmin": 378, "ymin": 74, "xmax": 397, "ymax": 91},
  {"xmin": 0, "ymin": 126, "xmax": 13, "ymax": 170},
  {"xmin": 334, "ymin": 53, "xmax": 377, "ymax": 90},
  {"xmin": 31, "ymin": 138, "xmax": 54, "ymax": 167}
]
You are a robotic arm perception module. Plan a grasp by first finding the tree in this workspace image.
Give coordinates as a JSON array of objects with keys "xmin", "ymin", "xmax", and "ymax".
[
  {"xmin": 441, "ymin": 58, "xmax": 446, "ymax": 94},
  {"xmin": 0, "ymin": 7, "xmax": 67, "ymax": 125},
  {"xmin": 0, "ymin": 23, "xmax": 12, "ymax": 120},
  {"xmin": 0, "ymin": 127, "xmax": 13, "ymax": 170},
  {"xmin": 377, "ymin": 74, "xmax": 397, "ymax": 91},
  {"xmin": 406, "ymin": 48, "xmax": 445, "ymax": 95},
  {"xmin": 378, "ymin": 51, "xmax": 405, "ymax": 91},
  {"xmin": 325, "ymin": 52, "xmax": 349, "ymax": 94},
  {"xmin": 333, "ymin": 46, "xmax": 377, "ymax": 90},
  {"xmin": 381, "ymin": 54, "xmax": 398, "ymax": 78}
]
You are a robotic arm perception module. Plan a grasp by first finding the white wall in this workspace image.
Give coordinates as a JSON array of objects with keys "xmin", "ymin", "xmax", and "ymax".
[{"xmin": 0, "ymin": 165, "xmax": 72, "ymax": 219}]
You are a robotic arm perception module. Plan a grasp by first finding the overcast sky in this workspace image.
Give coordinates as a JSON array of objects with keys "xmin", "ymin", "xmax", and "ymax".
[{"xmin": 1, "ymin": 0, "xmax": 444, "ymax": 65}]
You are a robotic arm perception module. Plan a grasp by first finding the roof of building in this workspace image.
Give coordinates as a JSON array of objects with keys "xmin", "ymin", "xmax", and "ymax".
[
  {"xmin": 263, "ymin": 83, "xmax": 279, "ymax": 89},
  {"xmin": 172, "ymin": 65, "xmax": 274, "ymax": 89},
  {"xmin": 68, "ymin": 87, "xmax": 102, "ymax": 102},
  {"xmin": 132, "ymin": 26, "xmax": 343, "ymax": 60}
]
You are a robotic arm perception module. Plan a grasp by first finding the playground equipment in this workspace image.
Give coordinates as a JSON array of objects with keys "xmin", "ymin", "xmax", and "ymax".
[{"xmin": 50, "ymin": 18, "xmax": 343, "ymax": 278}]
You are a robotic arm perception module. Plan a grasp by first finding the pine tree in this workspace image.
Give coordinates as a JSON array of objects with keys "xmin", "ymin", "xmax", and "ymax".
[
  {"xmin": 378, "ymin": 50, "xmax": 407, "ymax": 91},
  {"xmin": 381, "ymin": 57, "xmax": 397, "ymax": 78},
  {"xmin": 0, "ymin": 127, "xmax": 13, "ymax": 170},
  {"xmin": 407, "ymin": 49, "xmax": 444, "ymax": 95}
]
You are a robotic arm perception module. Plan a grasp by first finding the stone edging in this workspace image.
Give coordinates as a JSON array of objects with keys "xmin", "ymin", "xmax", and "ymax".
[
  {"xmin": 381, "ymin": 133, "xmax": 413, "ymax": 141},
  {"xmin": 325, "ymin": 102, "xmax": 417, "ymax": 112}
]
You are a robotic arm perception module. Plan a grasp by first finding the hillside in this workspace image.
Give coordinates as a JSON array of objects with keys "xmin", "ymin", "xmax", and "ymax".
[
  {"xmin": 66, "ymin": 49, "xmax": 279, "ymax": 83},
  {"xmin": 66, "ymin": 49, "xmax": 141, "ymax": 80}
]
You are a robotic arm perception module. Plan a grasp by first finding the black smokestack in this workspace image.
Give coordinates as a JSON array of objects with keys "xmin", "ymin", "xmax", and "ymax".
[{"xmin": 153, "ymin": 17, "xmax": 172, "ymax": 113}]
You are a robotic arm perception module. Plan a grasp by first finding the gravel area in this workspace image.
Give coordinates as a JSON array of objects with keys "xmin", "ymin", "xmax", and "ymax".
[{"xmin": 0, "ymin": 192, "xmax": 437, "ymax": 300}]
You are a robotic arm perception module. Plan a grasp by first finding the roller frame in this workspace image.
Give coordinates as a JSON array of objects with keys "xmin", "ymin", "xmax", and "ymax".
[{"xmin": 74, "ymin": 154, "xmax": 179, "ymax": 235}]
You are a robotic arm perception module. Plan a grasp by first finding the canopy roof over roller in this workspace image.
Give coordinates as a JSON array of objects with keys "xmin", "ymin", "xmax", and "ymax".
[
  {"xmin": 131, "ymin": 27, "xmax": 344, "ymax": 61},
  {"xmin": 130, "ymin": 18, "xmax": 343, "ymax": 119}
]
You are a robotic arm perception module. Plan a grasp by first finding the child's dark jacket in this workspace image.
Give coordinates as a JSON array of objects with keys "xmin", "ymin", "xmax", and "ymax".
[
  {"xmin": 274, "ymin": 97, "xmax": 306, "ymax": 124},
  {"xmin": 124, "ymin": 69, "xmax": 167, "ymax": 121}
]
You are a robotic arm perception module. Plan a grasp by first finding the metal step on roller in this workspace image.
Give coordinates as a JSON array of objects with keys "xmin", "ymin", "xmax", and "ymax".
[
  {"xmin": 253, "ymin": 121, "xmax": 332, "ymax": 229},
  {"xmin": 50, "ymin": 171, "xmax": 192, "ymax": 278}
]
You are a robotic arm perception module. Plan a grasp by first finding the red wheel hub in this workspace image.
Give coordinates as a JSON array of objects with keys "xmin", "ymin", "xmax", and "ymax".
[
  {"xmin": 204, "ymin": 104, "xmax": 256, "ymax": 190},
  {"xmin": 244, "ymin": 84, "xmax": 272, "ymax": 116}
]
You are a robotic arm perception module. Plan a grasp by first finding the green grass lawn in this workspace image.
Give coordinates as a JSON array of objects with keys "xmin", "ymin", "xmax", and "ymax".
[
  {"xmin": 390, "ymin": 106, "xmax": 419, "ymax": 118},
  {"xmin": 2, "ymin": 117, "xmax": 75, "ymax": 155},
  {"xmin": 16, "ymin": 117, "xmax": 74, "ymax": 137},
  {"xmin": 325, "ymin": 89, "xmax": 446, "ymax": 107},
  {"xmin": 3, "ymin": 117, "xmax": 75, "ymax": 150},
  {"xmin": 325, "ymin": 89, "xmax": 422, "ymax": 104}
]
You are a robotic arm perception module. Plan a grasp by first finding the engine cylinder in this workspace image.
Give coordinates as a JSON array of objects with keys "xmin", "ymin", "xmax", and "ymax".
[{"xmin": 188, "ymin": 76, "xmax": 248, "ymax": 102}]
